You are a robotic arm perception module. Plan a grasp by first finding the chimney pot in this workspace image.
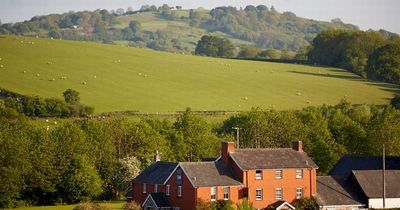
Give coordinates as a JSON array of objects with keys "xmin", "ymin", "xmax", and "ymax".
[{"xmin": 292, "ymin": 141, "xmax": 303, "ymax": 152}]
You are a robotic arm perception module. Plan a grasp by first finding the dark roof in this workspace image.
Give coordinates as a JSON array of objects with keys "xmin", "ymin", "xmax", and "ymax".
[
  {"xmin": 316, "ymin": 176, "xmax": 364, "ymax": 207},
  {"xmin": 180, "ymin": 161, "xmax": 242, "ymax": 187},
  {"xmin": 229, "ymin": 148, "xmax": 318, "ymax": 170},
  {"xmin": 149, "ymin": 193, "xmax": 171, "ymax": 207},
  {"xmin": 134, "ymin": 161, "xmax": 178, "ymax": 184},
  {"xmin": 330, "ymin": 156, "xmax": 400, "ymax": 177},
  {"xmin": 352, "ymin": 170, "xmax": 400, "ymax": 198}
]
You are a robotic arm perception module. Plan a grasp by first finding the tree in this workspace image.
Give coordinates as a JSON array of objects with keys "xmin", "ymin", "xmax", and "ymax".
[
  {"xmin": 129, "ymin": 21, "xmax": 142, "ymax": 34},
  {"xmin": 236, "ymin": 199, "xmax": 254, "ymax": 210},
  {"xmin": 60, "ymin": 156, "xmax": 103, "ymax": 203},
  {"xmin": 294, "ymin": 197, "xmax": 319, "ymax": 210},
  {"xmin": 63, "ymin": 89, "xmax": 80, "ymax": 104},
  {"xmin": 195, "ymin": 35, "xmax": 234, "ymax": 57},
  {"xmin": 390, "ymin": 94, "xmax": 400, "ymax": 109},
  {"xmin": 238, "ymin": 46, "xmax": 262, "ymax": 58},
  {"xmin": 366, "ymin": 43, "xmax": 400, "ymax": 84}
]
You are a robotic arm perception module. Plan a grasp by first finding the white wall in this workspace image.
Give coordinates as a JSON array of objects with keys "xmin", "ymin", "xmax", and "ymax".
[{"xmin": 369, "ymin": 198, "xmax": 400, "ymax": 209}]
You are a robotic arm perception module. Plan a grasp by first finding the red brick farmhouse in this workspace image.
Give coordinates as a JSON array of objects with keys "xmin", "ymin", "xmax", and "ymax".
[{"xmin": 132, "ymin": 141, "xmax": 318, "ymax": 209}]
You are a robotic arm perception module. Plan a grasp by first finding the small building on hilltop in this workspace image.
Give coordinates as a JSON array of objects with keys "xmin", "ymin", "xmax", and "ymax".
[{"xmin": 132, "ymin": 141, "xmax": 318, "ymax": 209}]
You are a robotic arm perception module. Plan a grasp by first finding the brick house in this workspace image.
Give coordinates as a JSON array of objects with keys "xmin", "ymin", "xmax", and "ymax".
[{"xmin": 132, "ymin": 141, "xmax": 318, "ymax": 209}]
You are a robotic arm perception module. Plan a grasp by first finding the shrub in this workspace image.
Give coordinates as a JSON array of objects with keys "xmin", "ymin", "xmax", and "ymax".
[
  {"xmin": 123, "ymin": 201, "xmax": 141, "ymax": 210},
  {"xmin": 73, "ymin": 202, "xmax": 100, "ymax": 210}
]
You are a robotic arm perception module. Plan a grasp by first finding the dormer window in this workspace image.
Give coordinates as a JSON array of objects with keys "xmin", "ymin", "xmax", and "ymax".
[{"xmin": 256, "ymin": 170, "xmax": 263, "ymax": 180}]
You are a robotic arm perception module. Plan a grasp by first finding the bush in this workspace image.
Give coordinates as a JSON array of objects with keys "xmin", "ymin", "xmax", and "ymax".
[
  {"xmin": 123, "ymin": 201, "xmax": 141, "ymax": 210},
  {"xmin": 294, "ymin": 197, "xmax": 319, "ymax": 210},
  {"xmin": 73, "ymin": 202, "xmax": 100, "ymax": 210}
]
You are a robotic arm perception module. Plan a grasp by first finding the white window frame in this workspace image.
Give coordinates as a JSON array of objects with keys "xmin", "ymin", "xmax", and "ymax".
[
  {"xmin": 223, "ymin": 187, "xmax": 230, "ymax": 200},
  {"xmin": 275, "ymin": 188, "xmax": 283, "ymax": 200},
  {"xmin": 296, "ymin": 169, "xmax": 303, "ymax": 179},
  {"xmin": 255, "ymin": 170, "xmax": 263, "ymax": 180},
  {"xmin": 296, "ymin": 188, "xmax": 303, "ymax": 199},
  {"xmin": 154, "ymin": 184, "xmax": 158, "ymax": 193},
  {"xmin": 177, "ymin": 185, "xmax": 182, "ymax": 197},
  {"xmin": 275, "ymin": 169, "xmax": 283, "ymax": 179},
  {"xmin": 211, "ymin": 186, "xmax": 217, "ymax": 201},
  {"xmin": 142, "ymin": 183, "xmax": 146, "ymax": 194},
  {"xmin": 177, "ymin": 174, "xmax": 182, "ymax": 184},
  {"xmin": 166, "ymin": 184, "xmax": 170, "ymax": 196},
  {"xmin": 255, "ymin": 188, "xmax": 263, "ymax": 201}
]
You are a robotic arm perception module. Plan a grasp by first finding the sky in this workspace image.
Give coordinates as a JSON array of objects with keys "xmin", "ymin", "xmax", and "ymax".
[{"xmin": 0, "ymin": 0, "xmax": 399, "ymax": 33}]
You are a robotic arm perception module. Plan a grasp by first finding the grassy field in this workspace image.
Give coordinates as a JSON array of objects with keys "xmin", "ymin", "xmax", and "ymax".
[
  {"xmin": 0, "ymin": 35, "xmax": 398, "ymax": 113},
  {"xmin": 4, "ymin": 201, "xmax": 125, "ymax": 210}
]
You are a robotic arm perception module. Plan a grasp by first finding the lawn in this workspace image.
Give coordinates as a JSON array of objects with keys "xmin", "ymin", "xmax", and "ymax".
[{"xmin": 0, "ymin": 35, "xmax": 398, "ymax": 113}]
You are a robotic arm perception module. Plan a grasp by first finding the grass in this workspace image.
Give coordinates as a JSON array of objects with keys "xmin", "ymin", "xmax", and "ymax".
[
  {"xmin": 0, "ymin": 35, "xmax": 398, "ymax": 113},
  {"xmin": 4, "ymin": 201, "xmax": 125, "ymax": 210}
]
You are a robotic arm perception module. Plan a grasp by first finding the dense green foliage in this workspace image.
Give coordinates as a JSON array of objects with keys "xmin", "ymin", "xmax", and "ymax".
[
  {"xmin": 366, "ymin": 43, "xmax": 400, "ymax": 84},
  {"xmin": 0, "ymin": 4, "xmax": 359, "ymax": 53},
  {"xmin": 2, "ymin": 101, "xmax": 400, "ymax": 207},
  {"xmin": 294, "ymin": 197, "xmax": 319, "ymax": 210},
  {"xmin": 195, "ymin": 35, "xmax": 234, "ymax": 57},
  {"xmin": 0, "ymin": 35, "xmax": 395, "ymax": 113},
  {"xmin": 0, "ymin": 89, "xmax": 94, "ymax": 117},
  {"xmin": 308, "ymin": 29, "xmax": 400, "ymax": 83}
]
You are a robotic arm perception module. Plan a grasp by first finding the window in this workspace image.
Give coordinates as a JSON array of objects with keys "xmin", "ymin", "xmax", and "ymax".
[
  {"xmin": 275, "ymin": 188, "xmax": 283, "ymax": 200},
  {"xmin": 154, "ymin": 184, "xmax": 158, "ymax": 193},
  {"xmin": 275, "ymin": 170, "xmax": 283, "ymax": 179},
  {"xmin": 223, "ymin": 187, "xmax": 230, "ymax": 200},
  {"xmin": 255, "ymin": 170, "xmax": 263, "ymax": 180},
  {"xmin": 166, "ymin": 185, "xmax": 170, "ymax": 196},
  {"xmin": 177, "ymin": 171, "xmax": 183, "ymax": 185},
  {"xmin": 211, "ymin": 187, "xmax": 217, "ymax": 201},
  {"xmin": 255, "ymin": 189, "xmax": 263, "ymax": 201},
  {"xmin": 177, "ymin": 186, "xmax": 182, "ymax": 197},
  {"xmin": 296, "ymin": 169, "xmax": 303, "ymax": 179},
  {"xmin": 296, "ymin": 188, "xmax": 303, "ymax": 199},
  {"xmin": 142, "ymin": 183, "xmax": 146, "ymax": 194},
  {"xmin": 173, "ymin": 208, "xmax": 180, "ymax": 210}
]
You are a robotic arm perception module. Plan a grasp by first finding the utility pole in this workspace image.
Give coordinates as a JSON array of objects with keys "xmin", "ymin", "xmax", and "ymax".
[
  {"xmin": 383, "ymin": 144, "xmax": 386, "ymax": 209},
  {"xmin": 232, "ymin": 127, "xmax": 241, "ymax": 148}
]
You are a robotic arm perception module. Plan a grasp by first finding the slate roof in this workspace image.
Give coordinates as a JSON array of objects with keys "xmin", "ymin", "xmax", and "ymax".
[
  {"xmin": 180, "ymin": 161, "xmax": 242, "ymax": 187},
  {"xmin": 316, "ymin": 176, "xmax": 364, "ymax": 207},
  {"xmin": 229, "ymin": 148, "xmax": 318, "ymax": 170},
  {"xmin": 329, "ymin": 156, "xmax": 400, "ymax": 177},
  {"xmin": 352, "ymin": 170, "xmax": 400, "ymax": 198},
  {"xmin": 149, "ymin": 193, "xmax": 171, "ymax": 207},
  {"xmin": 133, "ymin": 161, "xmax": 178, "ymax": 184}
]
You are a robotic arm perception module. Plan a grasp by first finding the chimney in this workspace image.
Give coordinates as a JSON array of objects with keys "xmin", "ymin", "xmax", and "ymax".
[
  {"xmin": 221, "ymin": 142, "xmax": 235, "ymax": 165},
  {"xmin": 292, "ymin": 141, "xmax": 303, "ymax": 152},
  {"xmin": 154, "ymin": 150, "xmax": 160, "ymax": 162}
]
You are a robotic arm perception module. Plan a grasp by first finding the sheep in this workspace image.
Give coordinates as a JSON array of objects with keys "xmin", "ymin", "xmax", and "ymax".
[
  {"xmin": 138, "ymin": 73, "xmax": 142, "ymax": 76},
  {"xmin": 93, "ymin": 75, "xmax": 97, "ymax": 79},
  {"xmin": 36, "ymin": 73, "xmax": 40, "ymax": 77},
  {"xmin": 307, "ymin": 101, "xmax": 312, "ymax": 104},
  {"xmin": 45, "ymin": 119, "xmax": 49, "ymax": 122},
  {"xmin": 82, "ymin": 81, "xmax": 87, "ymax": 85},
  {"xmin": 243, "ymin": 97, "xmax": 248, "ymax": 101},
  {"xmin": 22, "ymin": 70, "xmax": 26, "ymax": 73},
  {"xmin": 0, "ymin": 65, "xmax": 4, "ymax": 68},
  {"xmin": 0, "ymin": 58, "xmax": 2, "ymax": 60},
  {"xmin": 296, "ymin": 92, "xmax": 302, "ymax": 96},
  {"xmin": 54, "ymin": 121, "xmax": 57, "ymax": 125}
]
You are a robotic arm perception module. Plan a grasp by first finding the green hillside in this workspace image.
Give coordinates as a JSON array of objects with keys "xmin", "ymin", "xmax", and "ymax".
[
  {"xmin": 0, "ymin": 5, "xmax": 358, "ymax": 53},
  {"xmin": 0, "ymin": 35, "xmax": 397, "ymax": 113}
]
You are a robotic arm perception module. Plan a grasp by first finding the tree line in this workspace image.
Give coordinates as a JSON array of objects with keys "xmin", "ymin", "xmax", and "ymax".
[
  {"xmin": 307, "ymin": 29, "xmax": 400, "ymax": 84},
  {"xmin": 0, "ymin": 88, "xmax": 94, "ymax": 118},
  {"xmin": 2, "ymin": 99, "xmax": 400, "ymax": 207}
]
